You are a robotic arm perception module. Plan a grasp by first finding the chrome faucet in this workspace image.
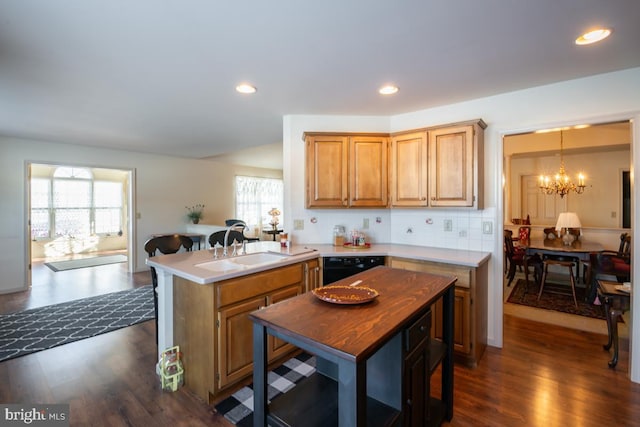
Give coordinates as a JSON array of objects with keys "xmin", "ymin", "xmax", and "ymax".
[{"xmin": 223, "ymin": 222, "xmax": 245, "ymax": 257}]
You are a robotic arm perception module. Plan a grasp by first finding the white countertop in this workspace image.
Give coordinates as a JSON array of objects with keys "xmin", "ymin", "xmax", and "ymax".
[{"xmin": 146, "ymin": 241, "xmax": 490, "ymax": 285}]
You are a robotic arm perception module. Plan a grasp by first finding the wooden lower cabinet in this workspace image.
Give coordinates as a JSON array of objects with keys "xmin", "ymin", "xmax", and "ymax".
[
  {"xmin": 304, "ymin": 257, "xmax": 321, "ymax": 292},
  {"xmin": 403, "ymin": 310, "xmax": 432, "ymax": 426},
  {"xmin": 218, "ymin": 295, "xmax": 265, "ymax": 387},
  {"xmin": 173, "ymin": 260, "xmax": 312, "ymax": 402},
  {"xmin": 390, "ymin": 257, "xmax": 488, "ymax": 367}
]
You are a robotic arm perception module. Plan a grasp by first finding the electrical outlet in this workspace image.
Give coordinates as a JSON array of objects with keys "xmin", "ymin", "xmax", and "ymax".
[
  {"xmin": 293, "ymin": 219, "xmax": 304, "ymax": 230},
  {"xmin": 459, "ymin": 230, "xmax": 467, "ymax": 237},
  {"xmin": 444, "ymin": 219, "xmax": 452, "ymax": 232},
  {"xmin": 482, "ymin": 221, "xmax": 493, "ymax": 234},
  {"xmin": 363, "ymin": 218, "xmax": 369, "ymax": 229}
]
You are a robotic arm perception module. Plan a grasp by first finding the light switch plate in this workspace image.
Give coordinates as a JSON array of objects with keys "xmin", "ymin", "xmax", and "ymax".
[
  {"xmin": 482, "ymin": 221, "xmax": 493, "ymax": 234},
  {"xmin": 363, "ymin": 218, "xmax": 369, "ymax": 229},
  {"xmin": 444, "ymin": 219, "xmax": 452, "ymax": 232},
  {"xmin": 293, "ymin": 219, "xmax": 304, "ymax": 230}
]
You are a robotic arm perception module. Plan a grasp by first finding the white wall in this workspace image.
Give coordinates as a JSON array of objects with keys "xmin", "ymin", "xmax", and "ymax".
[
  {"xmin": 0, "ymin": 136, "xmax": 281, "ymax": 293},
  {"xmin": 283, "ymin": 67, "xmax": 640, "ymax": 381}
]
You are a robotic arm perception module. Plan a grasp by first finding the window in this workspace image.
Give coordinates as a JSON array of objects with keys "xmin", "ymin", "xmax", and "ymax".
[
  {"xmin": 31, "ymin": 167, "xmax": 124, "ymax": 239},
  {"xmin": 31, "ymin": 178, "xmax": 51, "ymax": 239},
  {"xmin": 94, "ymin": 181, "xmax": 123, "ymax": 234},
  {"xmin": 235, "ymin": 176, "xmax": 283, "ymax": 232}
]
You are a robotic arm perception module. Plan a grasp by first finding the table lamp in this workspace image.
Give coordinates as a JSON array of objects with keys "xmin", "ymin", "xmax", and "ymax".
[{"xmin": 555, "ymin": 212, "xmax": 582, "ymax": 246}]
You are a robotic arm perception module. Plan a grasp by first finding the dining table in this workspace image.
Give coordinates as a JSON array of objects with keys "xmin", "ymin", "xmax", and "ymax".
[
  {"xmin": 522, "ymin": 237, "xmax": 603, "ymax": 300},
  {"xmin": 523, "ymin": 237, "xmax": 603, "ymax": 270}
]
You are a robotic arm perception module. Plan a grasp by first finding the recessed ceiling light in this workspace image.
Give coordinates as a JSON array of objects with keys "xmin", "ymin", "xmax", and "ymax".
[
  {"xmin": 236, "ymin": 83, "xmax": 257, "ymax": 94},
  {"xmin": 575, "ymin": 28, "xmax": 611, "ymax": 45},
  {"xmin": 379, "ymin": 85, "xmax": 399, "ymax": 95}
]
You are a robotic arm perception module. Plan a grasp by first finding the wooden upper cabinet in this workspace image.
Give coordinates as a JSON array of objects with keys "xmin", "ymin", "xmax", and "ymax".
[
  {"xmin": 390, "ymin": 131, "xmax": 428, "ymax": 207},
  {"xmin": 305, "ymin": 119, "xmax": 484, "ymax": 209},
  {"xmin": 306, "ymin": 134, "xmax": 349, "ymax": 207},
  {"xmin": 428, "ymin": 120, "xmax": 485, "ymax": 208},
  {"xmin": 349, "ymin": 135, "xmax": 388, "ymax": 207},
  {"xmin": 305, "ymin": 133, "xmax": 388, "ymax": 208}
]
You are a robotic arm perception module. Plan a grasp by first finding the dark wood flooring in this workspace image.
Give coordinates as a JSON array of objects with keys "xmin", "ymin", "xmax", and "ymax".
[{"xmin": 1, "ymin": 262, "xmax": 639, "ymax": 426}]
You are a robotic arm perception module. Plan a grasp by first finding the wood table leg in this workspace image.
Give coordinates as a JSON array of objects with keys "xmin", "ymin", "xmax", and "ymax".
[
  {"xmin": 608, "ymin": 308, "xmax": 623, "ymax": 369},
  {"xmin": 602, "ymin": 296, "xmax": 614, "ymax": 352}
]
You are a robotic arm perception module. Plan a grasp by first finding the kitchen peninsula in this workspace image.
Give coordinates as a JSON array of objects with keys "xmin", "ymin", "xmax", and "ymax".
[{"xmin": 146, "ymin": 241, "xmax": 489, "ymax": 402}]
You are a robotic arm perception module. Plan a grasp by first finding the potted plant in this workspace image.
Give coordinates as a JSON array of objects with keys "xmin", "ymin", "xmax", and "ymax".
[{"xmin": 186, "ymin": 204, "xmax": 204, "ymax": 224}]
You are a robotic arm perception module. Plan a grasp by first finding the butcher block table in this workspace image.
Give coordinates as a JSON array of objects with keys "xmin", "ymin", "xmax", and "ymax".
[{"xmin": 250, "ymin": 266, "xmax": 456, "ymax": 427}]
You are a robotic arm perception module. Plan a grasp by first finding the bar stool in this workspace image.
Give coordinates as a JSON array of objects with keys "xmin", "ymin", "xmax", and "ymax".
[{"xmin": 537, "ymin": 258, "xmax": 578, "ymax": 308}]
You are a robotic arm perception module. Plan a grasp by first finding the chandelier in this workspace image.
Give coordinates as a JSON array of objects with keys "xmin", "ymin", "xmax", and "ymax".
[{"xmin": 538, "ymin": 131, "xmax": 586, "ymax": 198}]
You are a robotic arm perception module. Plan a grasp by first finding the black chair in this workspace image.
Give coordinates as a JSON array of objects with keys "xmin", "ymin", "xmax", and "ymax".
[
  {"xmin": 224, "ymin": 219, "xmax": 260, "ymax": 242},
  {"xmin": 209, "ymin": 230, "xmax": 245, "ymax": 247},
  {"xmin": 144, "ymin": 234, "xmax": 194, "ymax": 347}
]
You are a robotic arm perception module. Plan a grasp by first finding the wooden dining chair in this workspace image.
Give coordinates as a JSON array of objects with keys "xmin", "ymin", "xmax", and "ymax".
[
  {"xmin": 542, "ymin": 226, "xmax": 581, "ymax": 281},
  {"xmin": 584, "ymin": 233, "xmax": 631, "ymax": 302},
  {"xmin": 538, "ymin": 256, "xmax": 579, "ymax": 308},
  {"xmin": 144, "ymin": 234, "xmax": 194, "ymax": 347},
  {"xmin": 504, "ymin": 230, "xmax": 542, "ymax": 288}
]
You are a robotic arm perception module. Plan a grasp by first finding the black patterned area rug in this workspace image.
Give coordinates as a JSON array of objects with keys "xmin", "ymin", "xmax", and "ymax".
[
  {"xmin": 0, "ymin": 285, "xmax": 154, "ymax": 362},
  {"xmin": 215, "ymin": 352, "xmax": 316, "ymax": 426},
  {"xmin": 507, "ymin": 278, "xmax": 605, "ymax": 320}
]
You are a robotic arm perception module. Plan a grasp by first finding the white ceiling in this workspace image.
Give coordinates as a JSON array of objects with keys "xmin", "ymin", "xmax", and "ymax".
[{"xmin": 1, "ymin": 1, "xmax": 639, "ymax": 170}]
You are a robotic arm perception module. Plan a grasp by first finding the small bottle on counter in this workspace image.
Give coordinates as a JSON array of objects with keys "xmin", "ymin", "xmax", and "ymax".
[
  {"xmin": 351, "ymin": 229, "xmax": 360, "ymax": 246},
  {"xmin": 358, "ymin": 232, "xmax": 366, "ymax": 246},
  {"xmin": 280, "ymin": 232, "xmax": 288, "ymax": 247}
]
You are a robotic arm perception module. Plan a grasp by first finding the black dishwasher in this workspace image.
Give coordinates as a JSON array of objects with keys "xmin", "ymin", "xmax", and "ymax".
[{"xmin": 322, "ymin": 256, "xmax": 386, "ymax": 285}]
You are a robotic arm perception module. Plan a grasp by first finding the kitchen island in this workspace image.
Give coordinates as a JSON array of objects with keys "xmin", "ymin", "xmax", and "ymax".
[
  {"xmin": 146, "ymin": 241, "xmax": 487, "ymax": 401},
  {"xmin": 146, "ymin": 241, "xmax": 321, "ymax": 401},
  {"xmin": 251, "ymin": 266, "xmax": 456, "ymax": 427}
]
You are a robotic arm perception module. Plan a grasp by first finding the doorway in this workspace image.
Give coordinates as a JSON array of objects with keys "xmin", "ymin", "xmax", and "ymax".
[
  {"xmin": 27, "ymin": 163, "xmax": 135, "ymax": 288},
  {"xmin": 502, "ymin": 120, "xmax": 632, "ymax": 334}
]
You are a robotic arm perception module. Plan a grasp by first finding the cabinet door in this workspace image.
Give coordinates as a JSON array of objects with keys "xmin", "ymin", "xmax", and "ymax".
[
  {"xmin": 349, "ymin": 135, "xmax": 389, "ymax": 207},
  {"xmin": 391, "ymin": 131, "xmax": 428, "ymax": 207},
  {"xmin": 217, "ymin": 295, "xmax": 266, "ymax": 388},
  {"xmin": 403, "ymin": 345, "xmax": 428, "ymax": 426},
  {"xmin": 267, "ymin": 285, "xmax": 303, "ymax": 360},
  {"xmin": 304, "ymin": 258, "xmax": 321, "ymax": 292},
  {"xmin": 306, "ymin": 135, "xmax": 349, "ymax": 208},
  {"xmin": 428, "ymin": 125, "xmax": 475, "ymax": 207},
  {"xmin": 431, "ymin": 288, "xmax": 471, "ymax": 355}
]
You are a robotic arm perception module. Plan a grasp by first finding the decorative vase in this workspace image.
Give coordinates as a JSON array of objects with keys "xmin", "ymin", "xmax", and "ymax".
[
  {"xmin": 562, "ymin": 230, "xmax": 574, "ymax": 246},
  {"xmin": 192, "ymin": 218, "xmax": 200, "ymax": 224}
]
